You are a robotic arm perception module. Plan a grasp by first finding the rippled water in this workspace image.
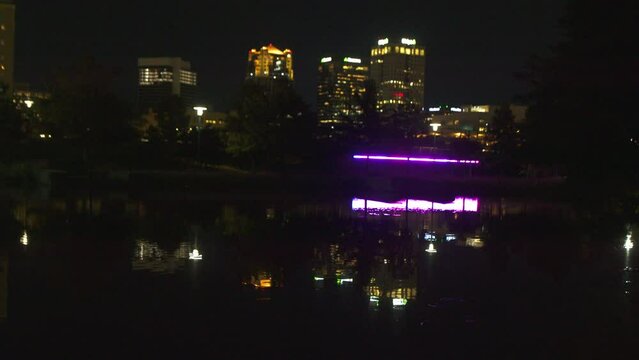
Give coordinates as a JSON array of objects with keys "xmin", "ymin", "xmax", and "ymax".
[{"xmin": 0, "ymin": 193, "xmax": 637, "ymax": 358}]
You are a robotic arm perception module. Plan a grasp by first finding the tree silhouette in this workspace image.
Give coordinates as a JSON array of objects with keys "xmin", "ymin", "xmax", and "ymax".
[
  {"xmin": 488, "ymin": 104, "xmax": 520, "ymax": 175},
  {"xmin": 224, "ymin": 81, "xmax": 314, "ymax": 168},
  {"xmin": 523, "ymin": 0, "xmax": 638, "ymax": 186},
  {"xmin": 155, "ymin": 95, "xmax": 190, "ymax": 144},
  {"xmin": 0, "ymin": 83, "xmax": 24, "ymax": 145},
  {"xmin": 44, "ymin": 57, "xmax": 135, "ymax": 144}
]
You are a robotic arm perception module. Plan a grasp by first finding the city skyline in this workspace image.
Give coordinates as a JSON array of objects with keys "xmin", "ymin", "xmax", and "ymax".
[{"xmin": 12, "ymin": 0, "xmax": 565, "ymax": 110}]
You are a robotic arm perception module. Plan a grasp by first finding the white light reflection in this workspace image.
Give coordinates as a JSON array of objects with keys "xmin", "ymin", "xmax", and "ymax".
[
  {"xmin": 624, "ymin": 233, "xmax": 634, "ymax": 251},
  {"xmin": 20, "ymin": 230, "xmax": 28, "ymax": 246},
  {"xmin": 392, "ymin": 298, "xmax": 408, "ymax": 307},
  {"xmin": 189, "ymin": 249, "xmax": 203, "ymax": 260}
]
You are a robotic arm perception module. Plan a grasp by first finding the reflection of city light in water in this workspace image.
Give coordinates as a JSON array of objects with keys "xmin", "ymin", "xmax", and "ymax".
[
  {"xmin": 624, "ymin": 234, "xmax": 634, "ymax": 250},
  {"xmin": 426, "ymin": 243, "xmax": 437, "ymax": 253},
  {"xmin": 352, "ymin": 197, "xmax": 479, "ymax": 214},
  {"xmin": 337, "ymin": 278, "xmax": 354, "ymax": 285},
  {"xmin": 20, "ymin": 231, "xmax": 28, "ymax": 246},
  {"xmin": 189, "ymin": 249, "xmax": 203, "ymax": 260},
  {"xmin": 466, "ymin": 237, "xmax": 485, "ymax": 248},
  {"xmin": 392, "ymin": 298, "xmax": 408, "ymax": 307}
]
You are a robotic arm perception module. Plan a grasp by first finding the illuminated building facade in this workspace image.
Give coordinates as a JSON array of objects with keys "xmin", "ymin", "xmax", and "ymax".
[
  {"xmin": 426, "ymin": 104, "xmax": 527, "ymax": 143},
  {"xmin": 0, "ymin": 0, "xmax": 15, "ymax": 93},
  {"xmin": 246, "ymin": 44, "xmax": 294, "ymax": 83},
  {"xmin": 317, "ymin": 56, "xmax": 368, "ymax": 129},
  {"xmin": 137, "ymin": 57, "xmax": 198, "ymax": 113},
  {"xmin": 370, "ymin": 37, "xmax": 425, "ymax": 112}
]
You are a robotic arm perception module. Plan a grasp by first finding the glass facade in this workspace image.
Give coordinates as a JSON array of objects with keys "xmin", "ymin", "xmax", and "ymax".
[{"xmin": 317, "ymin": 57, "xmax": 368, "ymax": 127}]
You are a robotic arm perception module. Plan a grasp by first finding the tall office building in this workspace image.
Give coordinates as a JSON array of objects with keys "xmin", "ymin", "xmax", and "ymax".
[
  {"xmin": 137, "ymin": 57, "xmax": 198, "ymax": 113},
  {"xmin": 317, "ymin": 56, "xmax": 368, "ymax": 127},
  {"xmin": 370, "ymin": 37, "xmax": 425, "ymax": 112},
  {"xmin": 246, "ymin": 44, "xmax": 294, "ymax": 92},
  {"xmin": 0, "ymin": 0, "xmax": 15, "ymax": 93}
]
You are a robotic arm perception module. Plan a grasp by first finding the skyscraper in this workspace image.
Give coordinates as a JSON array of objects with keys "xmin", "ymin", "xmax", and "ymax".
[
  {"xmin": 0, "ymin": 0, "xmax": 15, "ymax": 93},
  {"xmin": 370, "ymin": 37, "xmax": 425, "ymax": 113},
  {"xmin": 246, "ymin": 44, "xmax": 294, "ymax": 81},
  {"xmin": 137, "ymin": 57, "xmax": 198, "ymax": 113},
  {"xmin": 317, "ymin": 56, "xmax": 368, "ymax": 127}
]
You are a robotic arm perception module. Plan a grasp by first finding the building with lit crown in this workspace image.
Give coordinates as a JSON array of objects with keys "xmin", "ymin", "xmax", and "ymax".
[
  {"xmin": 247, "ymin": 44, "xmax": 294, "ymax": 81},
  {"xmin": 370, "ymin": 37, "xmax": 425, "ymax": 113},
  {"xmin": 0, "ymin": 0, "xmax": 15, "ymax": 93},
  {"xmin": 137, "ymin": 57, "xmax": 198, "ymax": 113},
  {"xmin": 317, "ymin": 56, "xmax": 368, "ymax": 130}
]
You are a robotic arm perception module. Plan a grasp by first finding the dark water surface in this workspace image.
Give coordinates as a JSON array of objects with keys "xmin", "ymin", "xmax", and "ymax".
[{"xmin": 0, "ymin": 192, "xmax": 637, "ymax": 358}]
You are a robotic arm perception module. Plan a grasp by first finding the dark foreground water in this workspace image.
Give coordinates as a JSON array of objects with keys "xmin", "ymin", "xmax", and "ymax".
[{"xmin": 0, "ymin": 191, "xmax": 637, "ymax": 358}]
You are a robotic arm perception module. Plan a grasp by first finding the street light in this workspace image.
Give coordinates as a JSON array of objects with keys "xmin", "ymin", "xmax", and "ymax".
[
  {"xmin": 430, "ymin": 123, "xmax": 441, "ymax": 148},
  {"xmin": 193, "ymin": 106, "xmax": 207, "ymax": 162}
]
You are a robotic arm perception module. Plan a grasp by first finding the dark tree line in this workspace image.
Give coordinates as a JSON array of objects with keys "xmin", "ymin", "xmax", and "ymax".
[{"xmin": 522, "ymin": 0, "xmax": 638, "ymax": 187}]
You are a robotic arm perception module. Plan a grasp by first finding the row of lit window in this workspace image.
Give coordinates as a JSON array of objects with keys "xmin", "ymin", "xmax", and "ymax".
[
  {"xmin": 380, "ymin": 99, "xmax": 408, "ymax": 104},
  {"xmin": 180, "ymin": 70, "xmax": 197, "ymax": 86},
  {"xmin": 372, "ymin": 47, "xmax": 425, "ymax": 56},
  {"xmin": 139, "ymin": 68, "xmax": 172, "ymax": 85}
]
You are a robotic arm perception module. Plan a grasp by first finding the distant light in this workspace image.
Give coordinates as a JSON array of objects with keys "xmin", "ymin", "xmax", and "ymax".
[
  {"xmin": 369, "ymin": 296, "xmax": 380, "ymax": 303},
  {"xmin": 424, "ymin": 232, "xmax": 436, "ymax": 241},
  {"xmin": 430, "ymin": 123, "xmax": 442, "ymax": 132},
  {"xmin": 39, "ymin": 134, "xmax": 46, "ymax": 139},
  {"xmin": 314, "ymin": 277, "xmax": 325, "ymax": 281},
  {"xmin": 259, "ymin": 279, "xmax": 272, "ymax": 288},
  {"xmin": 451, "ymin": 107, "xmax": 462, "ymax": 112},
  {"xmin": 353, "ymin": 154, "xmax": 479, "ymax": 165},
  {"xmin": 378, "ymin": 38, "xmax": 389, "ymax": 46},
  {"xmin": 344, "ymin": 57, "xmax": 362, "ymax": 64},
  {"xmin": 392, "ymin": 298, "xmax": 408, "ymax": 306},
  {"xmin": 189, "ymin": 249, "xmax": 203, "ymax": 260},
  {"xmin": 401, "ymin": 38, "xmax": 416, "ymax": 46},
  {"xmin": 193, "ymin": 106, "xmax": 208, "ymax": 116},
  {"xmin": 320, "ymin": 57, "xmax": 332, "ymax": 63},
  {"xmin": 337, "ymin": 278, "xmax": 354, "ymax": 285},
  {"xmin": 20, "ymin": 230, "xmax": 28, "ymax": 246},
  {"xmin": 428, "ymin": 107, "xmax": 441, "ymax": 112},
  {"xmin": 445, "ymin": 234, "xmax": 457, "ymax": 242},
  {"xmin": 24, "ymin": 100, "xmax": 34, "ymax": 108}
]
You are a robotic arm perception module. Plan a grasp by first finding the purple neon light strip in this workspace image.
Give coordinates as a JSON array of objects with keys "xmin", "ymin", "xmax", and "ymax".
[
  {"xmin": 353, "ymin": 154, "xmax": 479, "ymax": 165},
  {"xmin": 352, "ymin": 197, "xmax": 479, "ymax": 213}
]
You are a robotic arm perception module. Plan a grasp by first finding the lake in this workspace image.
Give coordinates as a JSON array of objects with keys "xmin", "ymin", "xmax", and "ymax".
[{"xmin": 0, "ymin": 191, "xmax": 637, "ymax": 358}]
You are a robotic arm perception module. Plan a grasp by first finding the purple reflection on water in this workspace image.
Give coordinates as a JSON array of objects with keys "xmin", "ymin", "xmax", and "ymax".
[
  {"xmin": 352, "ymin": 197, "xmax": 479, "ymax": 213},
  {"xmin": 353, "ymin": 154, "xmax": 480, "ymax": 165}
]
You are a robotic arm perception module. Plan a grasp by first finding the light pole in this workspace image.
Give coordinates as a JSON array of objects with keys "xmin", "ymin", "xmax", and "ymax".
[{"xmin": 193, "ymin": 106, "xmax": 207, "ymax": 163}]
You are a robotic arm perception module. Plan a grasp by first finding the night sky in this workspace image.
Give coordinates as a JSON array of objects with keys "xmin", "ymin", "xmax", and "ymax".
[{"xmin": 14, "ymin": 0, "xmax": 565, "ymax": 111}]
